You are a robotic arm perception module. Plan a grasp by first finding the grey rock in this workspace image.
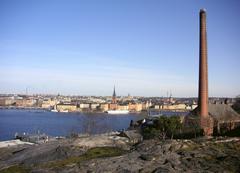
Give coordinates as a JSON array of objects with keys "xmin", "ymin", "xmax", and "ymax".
[{"xmin": 139, "ymin": 154, "xmax": 155, "ymax": 161}]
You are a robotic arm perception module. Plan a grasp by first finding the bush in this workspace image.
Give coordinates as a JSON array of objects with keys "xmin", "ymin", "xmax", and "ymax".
[
  {"xmin": 174, "ymin": 127, "xmax": 203, "ymax": 139},
  {"xmin": 221, "ymin": 126, "xmax": 240, "ymax": 137},
  {"xmin": 141, "ymin": 116, "xmax": 204, "ymax": 139},
  {"xmin": 142, "ymin": 127, "xmax": 161, "ymax": 139},
  {"xmin": 142, "ymin": 116, "xmax": 183, "ymax": 139},
  {"xmin": 232, "ymin": 97, "xmax": 240, "ymax": 114}
]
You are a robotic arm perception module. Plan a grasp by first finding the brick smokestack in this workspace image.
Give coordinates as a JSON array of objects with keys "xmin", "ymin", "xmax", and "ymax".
[
  {"xmin": 198, "ymin": 9, "xmax": 208, "ymax": 119},
  {"xmin": 198, "ymin": 9, "xmax": 212, "ymax": 135}
]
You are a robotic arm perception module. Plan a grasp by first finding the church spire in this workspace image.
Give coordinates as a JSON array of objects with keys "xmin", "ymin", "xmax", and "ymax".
[
  {"xmin": 113, "ymin": 85, "xmax": 116, "ymax": 97},
  {"xmin": 112, "ymin": 85, "xmax": 117, "ymax": 104}
]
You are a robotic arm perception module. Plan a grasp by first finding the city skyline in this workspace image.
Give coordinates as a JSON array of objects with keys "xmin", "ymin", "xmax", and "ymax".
[{"xmin": 0, "ymin": 0, "xmax": 240, "ymax": 97}]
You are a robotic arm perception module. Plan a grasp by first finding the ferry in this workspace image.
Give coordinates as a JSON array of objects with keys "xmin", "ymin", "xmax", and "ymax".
[
  {"xmin": 51, "ymin": 109, "xmax": 68, "ymax": 113},
  {"xmin": 51, "ymin": 109, "xmax": 58, "ymax": 112},
  {"xmin": 59, "ymin": 110, "xmax": 69, "ymax": 113},
  {"xmin": 107, "ymin": 110, "xmax": 129, "ymax": 114}
]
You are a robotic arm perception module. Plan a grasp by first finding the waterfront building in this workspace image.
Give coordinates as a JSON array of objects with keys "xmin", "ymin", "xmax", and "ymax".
[
  {"xmin": 109, "ymin": 103, "xmax": 117, "ymax": 110},
  {"xmin": 90, "ymin": 103, "xmax": 100, "ymax": 110},
  {"xmin": 15, "ymin": 98, "xmax": 37, "ymax": 107},
  {"xmin": 161, "ymin": 103, "xmax": 186, "ymax": 110},
  {"xmin": 79, "ymin": 103, "xmax": 90, "ymax": 109},
  {"xmin": 128, "ymin": 103, "xmax": 143, "ymax": 112},
  {"xmin": 41, "ymin": 99, "xmax": 58, "ymax": 109},
  {"xmin": 100, "ymin": 103, "xmax": 109, "ymax": 112},
  {"xmin": 142, "ymin": 102, "xmax": 149, "ymax": 111},
  {"xmin": 109, "ymin": 86, "xmax": 117, "ymax": 110},
  {"xmin": 56, "ymin": 103, "xmax": 77, "ymax": 112},
  {"xmin": 154, "ymin": 105, "xmax": 160, "ymax": 109},
  {"xmin": 0, "ymin": 97, "xmax": 15, "ymax": 106},
  {"xmin": 117, "ymin": 104, "xmax": 129, "ymax": 111}
]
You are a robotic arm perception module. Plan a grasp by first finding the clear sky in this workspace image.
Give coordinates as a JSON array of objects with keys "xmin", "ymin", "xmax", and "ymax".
[{"xmin": 0, "ymin": 0, "xmax": 239, "ymax": 97}]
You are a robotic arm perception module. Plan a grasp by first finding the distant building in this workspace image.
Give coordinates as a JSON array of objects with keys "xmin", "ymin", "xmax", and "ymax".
[
  {"xmin": 90, "ymin": 103, "xmax": 100, "ymax": 110},
  {"xmin": 154, "ymin": 105, "xmax": 160, "ymax": 109},
  {"xmin": 100, "ymin": 103, "xmax": 109, "ymax": 112},
  {"xmin": 0, "ymin": 97, "xmax": 15, "ymax": 106},
  {"xmin": 15, "ymin": 98, "xmax": 36, "ymax": 107},
  {"xmin": 109, "ymin": 103, "xmax": 117, "ymax": 110},
  {"xmin": 161, "ymin": 103, "xmax": 186, "ymax": 110},
  {"xmin": 41, "ymin": 99, "xmax": 58, "ymax": 109},
  {"xmin": 56, "ymin": 103, "xmax": 77, "ymax": 112},
  {"xmin": 117, "ymin": 104, "xmax": 129, "ymax": 111},
  {"xmin": 128, "ymin": 103, "xmax": 143, "ymax": 112},
  {"xmin": 79, "ymin": 103, "xmax": 90, "ymax": 109},
  {"xmin": 109, "ymin": 86, "xmax": 118, "ymax": 110}
]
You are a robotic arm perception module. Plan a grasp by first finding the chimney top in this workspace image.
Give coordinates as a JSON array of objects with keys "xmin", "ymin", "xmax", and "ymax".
[{"xmin": 200, "ymin": 8, "xmax": 207, "ymax": 13}]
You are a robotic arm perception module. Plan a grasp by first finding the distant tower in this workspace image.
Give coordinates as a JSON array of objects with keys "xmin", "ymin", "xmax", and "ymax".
[
  {"xmin": 198, "ymin": 9, "xmax": 212, "ymax": 135},
  {"xmin": 112, "ymin": 85, "xmax": 117, "ymax": 104},
  {"xmin": 169, "ymin": 92, "xmax": 173, "ymax": 103},
  {"xmin": 26, "ymin": 87, "xmax": 28, "ymax": 95}
]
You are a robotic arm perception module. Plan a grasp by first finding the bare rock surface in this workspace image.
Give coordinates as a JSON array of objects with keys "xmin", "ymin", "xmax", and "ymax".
[
  {"xmin": 0, "ymin": 136, "xmax": 240, "ymax": 173},
  {"xmin": 72, "ymin": 134, "xmax": 129, "ymax": 150}
]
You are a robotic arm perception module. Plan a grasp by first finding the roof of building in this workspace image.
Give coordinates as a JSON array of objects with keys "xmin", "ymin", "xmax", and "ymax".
[
  {"xmin": 191, "ymin": 104, "xmax": 240, "ymax": 122},
  {"xmin": 57, "ymin": 103, "xmax": 76, "ymax": 106}
]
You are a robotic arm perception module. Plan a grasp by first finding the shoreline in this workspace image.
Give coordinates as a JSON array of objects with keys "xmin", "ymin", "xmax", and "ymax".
[
  {"xmin": 0, "ymin": 106, "xmax": 190, "ymax": 114},
  {"xmin": 0, "ymin": 106, "xmax": 148, "ymax": 114}
]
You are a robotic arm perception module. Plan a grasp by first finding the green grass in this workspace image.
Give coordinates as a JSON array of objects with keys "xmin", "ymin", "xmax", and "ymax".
[
  {"xmin": 40, "ymin": 147, "xmax": 126, "ymax": 169},
  {"xmin": 0, "ymin": 147, "xmax": 126, "ymax": 172},
  {"xmin": 0, "ymin": 165, "xmax": 30, "ymax": 173}
]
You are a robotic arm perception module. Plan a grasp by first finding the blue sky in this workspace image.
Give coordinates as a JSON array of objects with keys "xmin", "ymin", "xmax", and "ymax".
[{"xmin": 0, "ymin": 0, "xmax": 239, "ymax": 97}]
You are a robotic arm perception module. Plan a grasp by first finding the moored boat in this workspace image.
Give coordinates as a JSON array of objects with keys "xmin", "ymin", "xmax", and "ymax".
[
  {"xmin": 59, "ymin": 110, "xmax": 69, "ymax": 113},
  {"xmin": 107, "ymin": 110, "xmax": 129, "ymax": 114}
]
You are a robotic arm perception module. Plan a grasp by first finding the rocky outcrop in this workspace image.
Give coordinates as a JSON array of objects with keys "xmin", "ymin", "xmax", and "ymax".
[{"xmin": 0, "ymin": 135, "xmax": 240, "ymax": 173}]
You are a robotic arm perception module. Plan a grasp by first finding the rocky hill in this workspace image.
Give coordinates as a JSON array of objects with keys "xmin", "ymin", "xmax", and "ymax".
[{"xmin": 0, "ymin": 133, "xmax": 240, "ymax": 173}]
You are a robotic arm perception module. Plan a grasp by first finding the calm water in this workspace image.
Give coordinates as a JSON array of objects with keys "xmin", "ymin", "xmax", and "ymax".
[{"xmin": 0, "ymin": 109, "xmax": 146, "ymax": 141}]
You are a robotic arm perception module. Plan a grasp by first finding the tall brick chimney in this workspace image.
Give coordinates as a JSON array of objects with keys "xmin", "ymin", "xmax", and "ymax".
[{"xmin": 198, "ymin": 9, "xmax": 212, "ymax": 135}]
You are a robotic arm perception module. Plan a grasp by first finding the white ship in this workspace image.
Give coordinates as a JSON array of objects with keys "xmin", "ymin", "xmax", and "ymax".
[
  {"xmin": 107, "ymin": 110, "xmax": 129, "ymax": 114},
  {"xmin": 59, "ymin": 110, "xmax": 69, "ymax": 113},
  {"xmin": 51, "ymin": 109, "xmax": 69, "ymax": 113}
]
